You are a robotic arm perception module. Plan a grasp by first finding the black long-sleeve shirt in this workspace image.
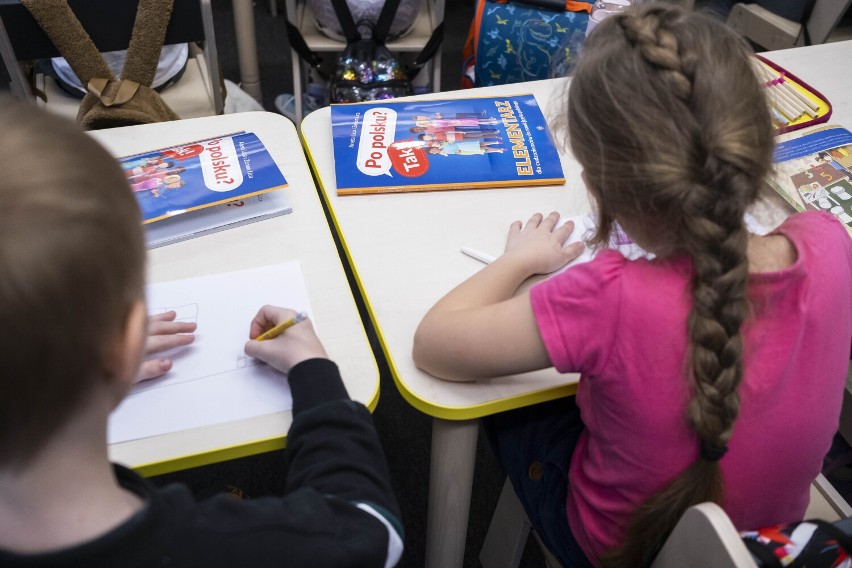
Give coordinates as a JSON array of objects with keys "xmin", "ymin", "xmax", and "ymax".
[{"xmin": 1, "ymin": 358, "xmax": 403, "ymax": 567}]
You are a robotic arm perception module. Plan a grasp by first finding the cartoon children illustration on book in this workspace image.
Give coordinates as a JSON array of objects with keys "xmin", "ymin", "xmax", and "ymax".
[
  {"xmin": 412, "ymin": 112, "xmax": 499, "ymax": 128},
  {"xmin": 128, "ymin": 167, "xmax": 186, "ymax": 185},
  {"xmin": 124, "ymin": 158, "xmax": 174, "ymax": 178},
  {"xmin": 414, "ymin": 130, "xmax": 501, "ymax": 142},
  {"xmin": 426, "ymin": 140, "xmax": 506, "ymax": 156},
  {"xmin": 408, "ymin": 111, "xmax": 506, "ymax": 157},
  {"xmin": 130, "ymin": 173, "xmax": 187, "ymax": 197},
  {"xmin": 781, "ymin": 143, "xmax": 852, "ymax": 226}
]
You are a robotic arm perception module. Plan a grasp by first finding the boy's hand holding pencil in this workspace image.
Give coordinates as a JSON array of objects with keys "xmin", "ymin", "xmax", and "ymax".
[{"xmin": 244, "ymin": 306, "xmax": 327, "ymax": 374}]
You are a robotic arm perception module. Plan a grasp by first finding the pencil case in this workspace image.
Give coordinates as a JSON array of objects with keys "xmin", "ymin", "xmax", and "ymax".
[{"xmin": 754, "ymin": 54, "xmax": 832, "ymax": 135}]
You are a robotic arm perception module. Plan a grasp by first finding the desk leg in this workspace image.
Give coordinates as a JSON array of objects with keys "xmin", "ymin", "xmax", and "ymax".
[
  {"xmin": 232, "ymin": 0, "xmax": 263, "ymax": 102},
  {"xmin": 425, "ymin": 418, "xmax": 479, "ymax": 568}
]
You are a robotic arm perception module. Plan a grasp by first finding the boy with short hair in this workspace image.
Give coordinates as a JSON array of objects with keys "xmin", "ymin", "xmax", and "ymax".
[{"xmin": 0, "ymin": 101, "xmax": 403, "ymax": 567}]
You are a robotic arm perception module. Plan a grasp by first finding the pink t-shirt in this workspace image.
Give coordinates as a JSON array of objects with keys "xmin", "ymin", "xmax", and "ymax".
[{"xmin": 530, "ymin": 212, "xmax": 852, "ymax": 566}]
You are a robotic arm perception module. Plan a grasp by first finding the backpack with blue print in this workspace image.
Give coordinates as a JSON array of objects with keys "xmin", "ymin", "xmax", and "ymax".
[{"xmin": 462, "ymin": 0, "xmax": 592, "ymax": 88}]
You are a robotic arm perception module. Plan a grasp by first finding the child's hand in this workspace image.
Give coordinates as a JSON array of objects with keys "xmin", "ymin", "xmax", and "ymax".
[
  {"xmin": 503, "ymin": 211, "xmax": 585, "ymax": 274},
  {"xmin": 244, "ymin": 306, "xmax": 328, "ymax": 375},
  {"xmin": 135, "ymin": 311, "xmax": 197, "ymax": 383}
]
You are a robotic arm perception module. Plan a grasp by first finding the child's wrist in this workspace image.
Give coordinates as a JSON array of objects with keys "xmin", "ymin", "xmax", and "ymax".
[{"xmin": 498, "ymin": 249, "xmax": 540, "ymax": 279}]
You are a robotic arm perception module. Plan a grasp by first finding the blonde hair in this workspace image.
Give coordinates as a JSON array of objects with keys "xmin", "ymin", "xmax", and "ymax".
[
  {"xmin": 0, "ymin": 100, "xmax": 145, "ymax": 466},
  {"xmin": 565, "ymin": 4, "xmax": 774, "ymax": 566}
]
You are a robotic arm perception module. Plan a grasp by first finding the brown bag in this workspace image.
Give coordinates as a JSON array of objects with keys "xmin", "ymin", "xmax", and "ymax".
[{"xmin": 22, "ymin": 0, "xmax": 180, "ymax": 130}]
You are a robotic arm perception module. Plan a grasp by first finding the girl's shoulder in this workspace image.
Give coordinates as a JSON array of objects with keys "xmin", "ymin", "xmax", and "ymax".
[
  {"xmin": 547, "ymin": 248, "xmax": 686, "ymax": 296},
  {"xmin": 762, "ymin": 211, "xmax": 852, "ymax": 284},
  {"xmin": 779, "ymin": 211, "xmax": 850, "ymax": 240},
  {"xmin": 775, "ymin": 211, "xmax": 852, "ymax": 259}
]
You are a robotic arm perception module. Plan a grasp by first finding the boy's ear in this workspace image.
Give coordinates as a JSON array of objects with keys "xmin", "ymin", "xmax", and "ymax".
[{"xmin": 104, "ymin": 299, "xmax": 147, "ymax": 388}]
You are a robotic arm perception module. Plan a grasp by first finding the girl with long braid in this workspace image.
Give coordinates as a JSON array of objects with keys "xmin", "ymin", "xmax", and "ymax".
[{"xmin": 413, "ymin": 3, "xmax": 852, "ymax": 567}]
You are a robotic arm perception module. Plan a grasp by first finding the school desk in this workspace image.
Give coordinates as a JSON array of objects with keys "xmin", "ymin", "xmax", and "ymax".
[
  {"xmin": 301, "ymin": 39, "xmax": 852, "ymax": 568},
  {"xmin": 90, "ymin": 111, "xmax": 378, "ymax": 477}
]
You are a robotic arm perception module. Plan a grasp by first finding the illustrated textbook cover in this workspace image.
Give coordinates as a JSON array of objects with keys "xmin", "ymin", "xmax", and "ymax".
[
  {"xmin": 330, "ymin": 94, "xmax": 565, "ymax": 195},
  {"xmin": 768, "ymin": 124, "xmax": 852, "ymax": 234},
  {"xmin": 120, "ymin": 132, "xmax": 288, "ymax": 223}
]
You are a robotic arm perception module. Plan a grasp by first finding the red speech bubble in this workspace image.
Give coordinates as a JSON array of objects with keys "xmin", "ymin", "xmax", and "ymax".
[
  {"xmin": 162, "ymin": 143, "xmax": 204, "ymax": 162},
  {"xmin": 389, "ymin": 143, "xmax": 429, "ymax": 178}
]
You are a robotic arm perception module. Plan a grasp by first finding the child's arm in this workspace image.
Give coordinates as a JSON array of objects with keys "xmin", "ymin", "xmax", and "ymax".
[
  {"xmin": 135, "ymin": 310, "xmax": 196, "ymax": 382},
  {"xmin": 243, "ymin": 305, "xmax": 328, "ymax": 373},
  {"xmin": 413, "ymin": 212, "xmax": 584, "ymax": 381},
  {"xmin": 243, "ymin": 307, "xmax": 403, "ymax": 566}
]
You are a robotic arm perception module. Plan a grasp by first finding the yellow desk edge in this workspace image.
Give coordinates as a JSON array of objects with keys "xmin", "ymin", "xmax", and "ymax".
[
  {"xmin": 129, "ymin": 179, "xmax": 381, "ymax": 477},
  {"xmin": 302, "ymin": 132, "xmax": 578, "ymax": 422}
]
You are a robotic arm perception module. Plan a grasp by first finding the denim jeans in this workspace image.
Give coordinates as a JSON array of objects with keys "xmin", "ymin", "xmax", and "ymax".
[{"xmin": 482, "ymin": 396, "xmax": 594, "ymax": 568}]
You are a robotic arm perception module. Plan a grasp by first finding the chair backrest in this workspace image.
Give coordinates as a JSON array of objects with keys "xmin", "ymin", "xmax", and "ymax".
[
  {"xmin": 482, "ymin": 475, "xmax": 848, "ymax": 568},
  {"xmin": 0, "ymin": 0, "xmax": 222, "ymax": 113},
  {"xmin": 651, "ymin": 502, "xmax": 758, "ymax": 568},
  {"xmin": 726, "ymin": 1, "xmax": 852, "ymax": 51},
  {"xmin": 805, "ymin": 0, "xmax": 852, "ymax": 45}
]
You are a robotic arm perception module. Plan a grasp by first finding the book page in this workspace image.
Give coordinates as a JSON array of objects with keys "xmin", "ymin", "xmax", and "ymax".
[
  {"xmin": 770, "ymin": 125, "xmax": 852, "ymax": 231},
  {"xmin": 108, "ymin": 262, "xmax": 312, "ymax": 444}
]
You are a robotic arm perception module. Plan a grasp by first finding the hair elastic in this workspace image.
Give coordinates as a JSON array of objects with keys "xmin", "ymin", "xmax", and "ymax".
[{"xmin": 700, "ymin": 440, "xmax": 728, "ymax": 462}]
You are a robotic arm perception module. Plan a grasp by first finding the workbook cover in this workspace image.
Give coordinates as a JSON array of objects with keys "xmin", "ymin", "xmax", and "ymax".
[
  {"xmin": 330, "ymin": 94, "xmax": 565, "ymax": 195},
  {"xmin": 767, "ymin": 124, "xmax": 852, "ymax": 235},
  {"xmin": 120, "ymin": 132, "xmax": 289, "ymax": 224}
]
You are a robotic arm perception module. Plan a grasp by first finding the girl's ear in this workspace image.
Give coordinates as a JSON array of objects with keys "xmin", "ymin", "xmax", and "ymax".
[{"xmin": 103, "ymin": 299, "xmax": 147, "ymax": 390}]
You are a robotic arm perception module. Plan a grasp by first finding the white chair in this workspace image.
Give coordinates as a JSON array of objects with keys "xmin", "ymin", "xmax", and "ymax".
[
  {"xmin": 726, "ymin": 1, "xmax": 852, "ymax": 51},
  {"xmin": 651, "ymin": 502, "xmax": 758, "ymax": 568},
  {"xmin": 283, "ymin": 0, "xmax": 444, "ymax": 124},
  {"xmin": 0, "ymin": 0, "xmax": 223, "ymax": 121},
  {"xmin": 654, "ymin": 477, "xmax": 852, "ymax": 568},
  {"xmin": 480, "ymin": 473, "xmax": 852, "ymax": 568}
]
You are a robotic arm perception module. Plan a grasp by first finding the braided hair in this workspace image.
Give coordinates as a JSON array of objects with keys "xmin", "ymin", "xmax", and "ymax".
[{"xmin": 565, "ymin": 4, "xmax": 774, "ymax": 566}]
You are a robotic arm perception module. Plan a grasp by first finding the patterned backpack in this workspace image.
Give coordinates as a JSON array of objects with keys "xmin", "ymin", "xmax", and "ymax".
[
  {"xmin": 741, "ymin": 518, "xmax": 852, "ymax": 567},
  {"xmin": 462, "ymin": 0, "xmax": 592, "ymax": 88}
]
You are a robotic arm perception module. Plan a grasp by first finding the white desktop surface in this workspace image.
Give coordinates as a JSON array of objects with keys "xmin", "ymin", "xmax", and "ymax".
[
  {"xmin": 302, "ymin": 40, "xmax": 852, "ymax": 567},
  {"xmin": 90, "ymin": 111, "xmax": 378, "ymax": 476},
  {"xmin": 303, "ymin": 79, "xmax": 584, "ymax": 568},
  {"xmin": 304, "ymin": 79, "xmax": 585, "ymax": 419}
]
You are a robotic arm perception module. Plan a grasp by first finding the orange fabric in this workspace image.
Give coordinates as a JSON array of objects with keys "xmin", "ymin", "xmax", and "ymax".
[
  {"xmin": 495, "ymin": 0, "xmax": 591, "ymax": 10},
  {"xmin": 566, "ymin": 1, "xmax": 593, "ymax": 13},
  {"xmin": 461, "ymin": 0, "xmax": 487, "ymax": 89}
]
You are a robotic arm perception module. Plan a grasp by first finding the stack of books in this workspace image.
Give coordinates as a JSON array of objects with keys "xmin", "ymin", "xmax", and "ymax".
[{"xmin": 120, "ymin": 131, "xmax": 291, "ymax": 248}]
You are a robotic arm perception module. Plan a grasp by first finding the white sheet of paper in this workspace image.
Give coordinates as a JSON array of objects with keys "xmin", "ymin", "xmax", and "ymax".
[{"xmin": 108, "ymin": 262, "xmax": 312, "ymax": 444}]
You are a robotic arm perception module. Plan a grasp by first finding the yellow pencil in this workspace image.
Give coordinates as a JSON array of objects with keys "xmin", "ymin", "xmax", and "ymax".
[{"xmin": 256, "ymin": 311, "xmax": 308, "ymax": 341}]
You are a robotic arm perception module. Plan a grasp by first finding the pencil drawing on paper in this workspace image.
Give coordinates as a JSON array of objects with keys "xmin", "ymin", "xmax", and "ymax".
[
  {"xmin": 152, "ymin": 303, "xmax": 199, "ymax": 324},
  {"xmin": 131, "ymin": 302, "xmax": 260, "ymax": 395}
]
